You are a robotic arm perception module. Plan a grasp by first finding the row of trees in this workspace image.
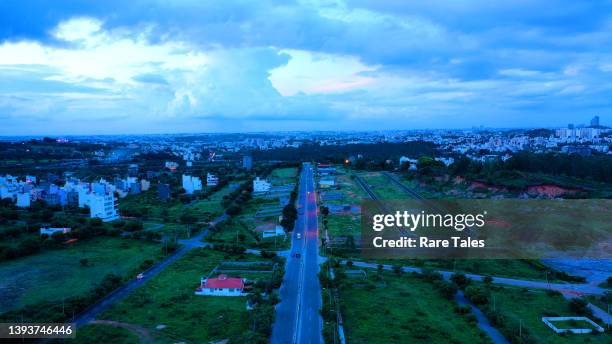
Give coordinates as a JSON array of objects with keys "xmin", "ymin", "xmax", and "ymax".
[
  {"xmin": 253, "ymin": 142, "xmax": 437, "ymax": 166},
  {"xmin": 280, "ymin": 184, "xmax": 298, "ymax": 231},
  {"xmin": 0, "ymin": 217, "xmax": 108, "ymax": 263}
]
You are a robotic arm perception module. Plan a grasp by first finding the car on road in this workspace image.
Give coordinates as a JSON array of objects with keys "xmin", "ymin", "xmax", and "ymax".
[
  {"xmin": 293, "ymin": 253, "xmax": 301, "ymax": 258},
  {"xmin": 136, "ymin": 273, "xmax": 144, "ymax": 280},
  {"xmin": 296, "ymin": 233, "xmax": 302, "ymax": 239}
]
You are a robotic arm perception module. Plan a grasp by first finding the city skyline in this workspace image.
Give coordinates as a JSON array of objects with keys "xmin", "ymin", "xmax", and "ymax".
[{"xmin": 2, "ymin": 1, "xmax": 612, "ymax": 135}]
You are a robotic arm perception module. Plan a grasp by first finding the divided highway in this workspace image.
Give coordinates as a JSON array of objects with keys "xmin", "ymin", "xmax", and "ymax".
[{"xmin": 271, "ymin": 163, "xmax": 323, "ymax": 344}]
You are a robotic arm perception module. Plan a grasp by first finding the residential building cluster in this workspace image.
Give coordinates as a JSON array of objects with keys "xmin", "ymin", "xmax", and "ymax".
[{"xmin": 0, "ymin": 174, "xmax": 120, "ymax": 221}]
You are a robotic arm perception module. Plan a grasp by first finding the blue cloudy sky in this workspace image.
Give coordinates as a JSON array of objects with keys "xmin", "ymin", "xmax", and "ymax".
[{"xmin": 0, "ymin": 0, "xmax": 611, "ymax": 135}]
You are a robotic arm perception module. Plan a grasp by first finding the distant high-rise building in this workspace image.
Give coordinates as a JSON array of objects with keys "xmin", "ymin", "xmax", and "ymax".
[
  {"xmin": 590, "ymin": 115, "xmax": 600, "ymax": 127},
  {"xmin": 89, "ymin": 193, "xmax": 119, "ymax": 222},
  {"xmin": 182, "ymin": 174, "xmax": 202, "ymax": 194},
  {"xmin": 242, "ymin": 155, "xmax": 253, "ymax": 170}
]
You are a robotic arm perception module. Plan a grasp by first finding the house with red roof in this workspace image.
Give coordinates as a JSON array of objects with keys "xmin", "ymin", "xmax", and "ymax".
[{"xmin": 194, "ymin": 274, "xmax": 246, "ymax": 296}]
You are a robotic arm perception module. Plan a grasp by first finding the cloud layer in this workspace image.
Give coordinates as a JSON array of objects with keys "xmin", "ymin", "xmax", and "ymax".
[{"xmin": 0, "ymin": 0, "xmax": 611, "ymax": 134}]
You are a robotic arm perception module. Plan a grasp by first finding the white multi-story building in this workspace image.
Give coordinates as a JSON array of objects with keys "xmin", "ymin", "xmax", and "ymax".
[
  {"xmin": 89, "ymin": 193, "xmax": 119, "ymax": 222},
  {"xmin": 141, "ymin": 179, "xmax": 151, "ymax": 191},
  {"xmin": 182, "ymin": 174, "xmax": 202, "ymax": 194},
  {"xmin": 206, "ymin": 173, "xmax": 219, "ymax": 187},
  {"xmin": 253, "ymin": 177, "xmax": 271, "ymax": 193},
  {"xmin": 16, "ymin": 192, "xmax": 30, "ymax": 207}
]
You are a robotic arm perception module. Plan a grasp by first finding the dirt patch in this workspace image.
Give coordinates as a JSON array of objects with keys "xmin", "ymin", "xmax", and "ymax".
[
  {"xmin": 90, "ymin": 319, "xmax": 154, "ymax": 344},
  {"xmin": 527, "ymin": 184, "xmax": 580, "ymax": 197}
]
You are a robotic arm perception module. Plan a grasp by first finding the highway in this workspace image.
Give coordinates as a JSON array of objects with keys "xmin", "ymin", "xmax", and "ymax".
[{"xmin": 271, "ymin": 163, "xmax": 323, "ymax": 344}]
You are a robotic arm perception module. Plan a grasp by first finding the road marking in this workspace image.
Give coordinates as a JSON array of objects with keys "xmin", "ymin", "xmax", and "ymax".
[{"xmin": 294, "ymin": 169, "xmax": 310, "ymax": 344}]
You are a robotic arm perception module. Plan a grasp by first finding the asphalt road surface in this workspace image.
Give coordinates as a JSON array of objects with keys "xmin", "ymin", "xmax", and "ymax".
[{"xmin": 271, "ymin": 163, "xmax": 323, "ymax": 344}]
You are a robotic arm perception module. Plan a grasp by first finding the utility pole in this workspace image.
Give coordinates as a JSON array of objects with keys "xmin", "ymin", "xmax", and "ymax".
[{"xmin": 493, "ymin": 295, "xmax": 496, "ymax": 312}]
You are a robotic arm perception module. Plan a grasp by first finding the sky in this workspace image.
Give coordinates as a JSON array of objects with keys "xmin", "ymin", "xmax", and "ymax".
[{"xmin": 0, "ymin": 0, "xmax": 611, "ymax": 135}]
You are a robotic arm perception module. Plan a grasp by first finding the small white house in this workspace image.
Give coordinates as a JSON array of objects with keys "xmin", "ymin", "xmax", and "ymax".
[
  {"xmin": 255, "ymin": 223, "xmax": 286, "ymax": 238},
  {"xmin": 40, "ymin": 227, "xmax": 71, "ymax": 236},
  {"xmin": 195, "ymin": 274, "xmax": 246, "ymax": 296}
]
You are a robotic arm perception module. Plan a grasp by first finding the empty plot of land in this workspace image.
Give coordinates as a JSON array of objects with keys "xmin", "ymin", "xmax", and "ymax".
[
  {"xmin": 482, "ymin": 285, "xmax": 610, "ymax": 343},
  {"xmin": 0, "ymin": 237, "xmax": 162, "ymax": 314},
  {"xmin": 269, "ymin": 167, "xmax": 298, "ymax": 185},
  {"xmin": 337, "ymin": 271, "xmax": 491, "ymax": 344},
  {"xmin": 98, "ymin": 249, "xmax": 261, "ymax": 343},
  {"xmin": 359, "ymin": 172, "xmax": 411, "ymax": 200}
]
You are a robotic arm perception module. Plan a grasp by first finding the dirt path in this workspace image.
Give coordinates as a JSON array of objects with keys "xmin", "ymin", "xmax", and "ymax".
[{"xmin": 90, "ymin": 319, "xmax": 154, "ymax": 344}]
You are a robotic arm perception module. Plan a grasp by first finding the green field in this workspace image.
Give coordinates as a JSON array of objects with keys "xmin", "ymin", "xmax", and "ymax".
[
  {"xmin": 269, "ymin": 167, "xmax": 298, "ymax": 185},
  {"xmin": 360, "ymin": 172, "xmax": 410, "ymax": 199},
  {"xmin": 207, "ymin": 214, "xmax": 290, "ymax": 250},
  {"xmin": 319, "ymin": 166, "xmax": 366, "ymax": 240},
  {"xmin": 74, "ymin": 324, "xmax": 139, "ymax": 344},
  {"xmin": 120, "ymin": 181, "xmax": 240, "ymax": 223},
  {"xmin": 99, "ymin": 249, "xmax": 269, "ymax": 343},
  {"xmin": 483, "ymin": 285, "xmax": 610, "ymax": 343},
  {"xmin": 335, "ymin": 269, "xmax": 491, "ymax": 344},
  {"xmin": 325, "ymin": 169, "xmax": 368, "ymax": 204},
  {"xmin": 0, "ymin": 237, "xmax": 162, "ymax": 314},
  {"xmin": 325, "ymin": 213, "xmax": 361, "ymax": 237}
]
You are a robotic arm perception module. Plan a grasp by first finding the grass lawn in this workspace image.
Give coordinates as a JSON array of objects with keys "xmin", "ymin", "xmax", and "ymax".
[
  {"xmin": 552, "ymin": 319, "xmax": 601, "ymax": 330},
  {"xmin": 484, "ymin": 285, "xmax": 610, "ymax": 343},
  {"xmin": 325, "ymin": 213, "xmax": 361, "ymax": 237},
  {"xmin": 99, "ymin": 249, "xmax": 265, "ymax": 343},
  {"xmin": 336, "ymin": 270, "xmax": 491, "ymax": 344},
  {"xmin": 425, "ymin": 259, "xmax": 567, "ymax": 282},
  {"xmin": 0, "ymin": 237, "xmax": 162, "ymax": 314},
  {"xmin": 365, "ymin": 259, "xmax": 577, "ymax": 282},
  {"xmin": 399, "ymin": 178, "xmax": 456, "ymax": 199},
  {"xmin": 73, "ymin": 324, "xmax": 139, "ymax": 344},
  {"xmin": 269, "ymin": 167, "xmax": 298, "ymax": 185},
  {"xmin": 207, "ymin": 217, "xmax": 290, "ymax": 250}
]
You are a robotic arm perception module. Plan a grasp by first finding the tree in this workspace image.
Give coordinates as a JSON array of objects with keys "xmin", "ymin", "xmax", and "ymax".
[
  {"xmin": 392, "ymin": 265, "xmax": 403, "ymax": 274},
  {"xmin": 79, "ymin": 258, "xmax": 89, "ymax": 266},
  {"xmin": 451, "ymin": 273, "xmax": 471, "ymax": 288},
  {"xmin": 568, "ymin": 298, "xmax": 590, "ymax": 315},
  {"xmin": 464, "ymin": 286, "xmax": 489, "ymax": 305},
  {"xmin": 433, "ymin": 280, "xmax": 458, "ymax": 300}
]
